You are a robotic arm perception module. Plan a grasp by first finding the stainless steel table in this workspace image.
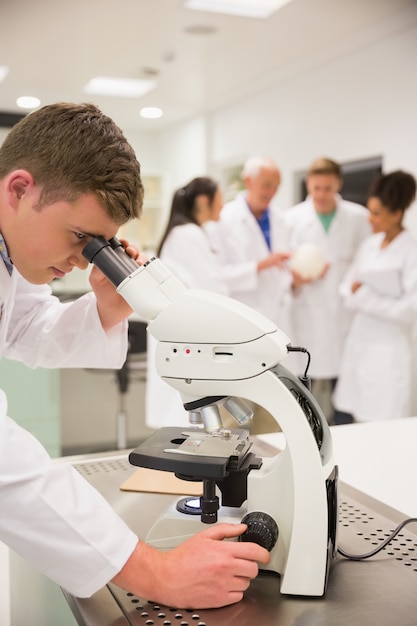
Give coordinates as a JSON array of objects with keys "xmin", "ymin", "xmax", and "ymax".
[{"xmin": 63, "ymin": 445, "xmax": 417, "ymax": 626}]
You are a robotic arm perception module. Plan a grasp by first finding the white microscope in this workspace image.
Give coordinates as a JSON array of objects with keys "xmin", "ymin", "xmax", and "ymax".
[{"xmin": 83, "ymin": 237, "xmax": 338, "ymax": 598}]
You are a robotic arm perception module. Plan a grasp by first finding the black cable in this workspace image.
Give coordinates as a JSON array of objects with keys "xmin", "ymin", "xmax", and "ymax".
[
  {"xmin": 337, "ymin": 517, "xmax": 417, "ymax": 560},
  {"xmin": 287, "ymin": 345, "xmax": 311, "ymax": 379}
]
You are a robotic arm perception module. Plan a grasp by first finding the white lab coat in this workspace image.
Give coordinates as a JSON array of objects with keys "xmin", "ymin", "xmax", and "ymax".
[
  {"xmin": 0, "ymin": 263, "xmax": 138, "ymax": 597},
  {"xmin": 216, "ymin": 193, "xmax": 293, "ymax": 337},
  {"xmin": 146, "ymin": 222, "xmax": 230, "ymax": 428},
  {"xmin": 283, "ymin": 196, "xmax": 370, "ymax": 378},
  {"xmin": 333, "ymin": 230, "xmax": 417, "ymax": 422}
]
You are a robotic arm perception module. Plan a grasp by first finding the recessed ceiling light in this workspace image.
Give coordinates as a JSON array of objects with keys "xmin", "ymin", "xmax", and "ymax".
[
  {"xmin": 140, "ymin": 107, "xmax": 163, "ymax": 119},
  {"xmin": 84, "ymin": 77, "xmax": 156, "ymax": 98},
  {"xmin": 184, "ymin": 0, "xmax": 293, "ymax": 18},
  {"xmin": 16, "ymin": 96, "xmax": 41, "ymax": 110},
  {"xmin": 0, "ymin": 66, "xmax": 9, "ymax": 83}
]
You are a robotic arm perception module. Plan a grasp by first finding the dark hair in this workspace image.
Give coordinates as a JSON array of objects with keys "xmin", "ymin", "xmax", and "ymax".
[
  {"xmin": 0, "ymin": 102, "xmax": 143, "ymax": 225},
  {"xmin": 368, "ymin": 170, "xmax": 416, "ymax": 213},
  {"xmin": 157, "ymin": 177, "xmax": 218, "ymax": 255},
  {"xmin": 308, "ymin": 157, "xmax": 342, "ymax": 179}
]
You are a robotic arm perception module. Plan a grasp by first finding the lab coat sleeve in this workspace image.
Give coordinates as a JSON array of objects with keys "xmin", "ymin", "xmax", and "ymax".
[
  {"xmin": 341, "ymin": 252, "xmax": 417, "ymax": 326},
  {"xmin": 0, "ymin": 403, "xmax": 138, "ymax": 597},
  {"xmin": 161, "ymin": 225, "xmax": 229, "ymax": 293},
  {"xmin": 212, "ymin": 220, "xmax": 259, "ymax": 293},
  {"xmin": 342, "ymin": 284, "xmax": 417, "ymax": 325},
  {"xmin": 3, "ymin": 273, "xmax": 128, "ymax": 369},
  {"xmin": 221, "ymin": 260, "xmax": 259, "ymax": 293}
]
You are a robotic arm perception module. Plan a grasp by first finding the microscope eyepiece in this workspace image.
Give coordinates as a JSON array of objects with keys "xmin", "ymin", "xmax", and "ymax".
[
  {"xmin": 82, "ymin": 236, "xmax": 111, "ymax": 264},
  {"xmin": 82, "ymin": 236, "xmax": 139, "ymax": 287}
]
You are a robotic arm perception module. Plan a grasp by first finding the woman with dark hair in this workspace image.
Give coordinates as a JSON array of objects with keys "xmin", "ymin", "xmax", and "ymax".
[
  {"xmin": 146, "ymin": 176, "xmax": 229, "ymax": 428},
  {"xmin": 333, "ymin": 170, "xmax": 417, "ymax": 422},
  {"xmin": 155, "ymin": 176, "xmax": 227, "ymax": 291}
]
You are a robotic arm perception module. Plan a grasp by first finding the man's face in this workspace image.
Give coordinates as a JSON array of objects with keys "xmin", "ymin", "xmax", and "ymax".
[
  {"xmin": 306, "ymin": 173, "xmax": 341, "ymax": 214},
  {"xmin": 7, "ymin": 187, "xmax": 119, "ymax": 284},
  {"xmin": 245, "ymin": 167, "xmax": 281, "ymax": 216}
]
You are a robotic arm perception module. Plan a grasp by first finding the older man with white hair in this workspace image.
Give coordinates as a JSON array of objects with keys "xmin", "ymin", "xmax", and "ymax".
[
  {"xmin": 211, "ymin": 157, "xmax": 295, "ymax": 433},
  {"xmin": 216, "ymin": 156, "xmax": 293, "ymax": 335}
]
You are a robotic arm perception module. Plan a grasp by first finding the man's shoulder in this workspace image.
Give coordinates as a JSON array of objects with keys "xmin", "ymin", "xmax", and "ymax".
[
  {"xmin": 338, "ymin": 198, "xmax": 368, "ymax": 217},
  {"xmin": 282, "ymin": 200, "xmax": 309, "ymax": 223},
  {"xmin": 221, "ymin": 195, "xmax": 247, "ymax": 221}
]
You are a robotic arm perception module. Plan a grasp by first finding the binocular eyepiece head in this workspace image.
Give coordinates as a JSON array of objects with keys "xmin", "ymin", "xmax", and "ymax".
[{"xmin": 82, "ymin": 236, "xmax": 139, "ymax": 287}]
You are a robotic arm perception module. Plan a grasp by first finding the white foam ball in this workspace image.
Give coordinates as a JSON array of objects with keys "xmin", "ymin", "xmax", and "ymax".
[{"xmin": 290, "ymin": 243, "xmax": 326, "ymax": 280}]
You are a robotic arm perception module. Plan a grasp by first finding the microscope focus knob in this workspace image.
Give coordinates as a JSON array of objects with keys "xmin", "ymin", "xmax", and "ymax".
[{"xmin": 239, "ymin": 511, "xmax": 279, "ymax": 552}]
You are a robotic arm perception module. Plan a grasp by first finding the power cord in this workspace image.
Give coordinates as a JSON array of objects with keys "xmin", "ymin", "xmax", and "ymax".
[
  {"xmin": 337, "ymin": 517, "xmax": 417, "ymax": 560},
  {"xmin": 287, "ymin": 345, "xmax": 311, "ymax": 389},
  {"xmin": 285, "ymin": 345, "xmax": 417, "ymax": 560}
]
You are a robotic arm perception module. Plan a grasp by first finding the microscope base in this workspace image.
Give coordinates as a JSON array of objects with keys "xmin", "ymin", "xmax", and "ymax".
[
  {"xmin": 145, "ymin": 499, "xmax": 245, "ymax": 549},
  {"xmin": 145, "ymin": 496, "xmax": 331, "ymax": 597}
]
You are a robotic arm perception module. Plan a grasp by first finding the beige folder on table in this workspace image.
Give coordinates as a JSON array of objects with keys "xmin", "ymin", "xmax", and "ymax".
[{"xmin": 120, "ymin": 466, "xmax": 203, "ymax": 495}]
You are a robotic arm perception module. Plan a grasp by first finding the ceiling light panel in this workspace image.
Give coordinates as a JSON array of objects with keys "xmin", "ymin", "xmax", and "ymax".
[
  {"xmin": 140, "ymin": 107, "xmax": 163, "ymax": 119},
  {"xmin": 184, "ymin": 0, "xmax": 293, "ymax": 19},
  {"xmin": 16, "ymin": 96, "xmax": 41, "ymax": 110},
  {"xmin": 84, "ymin": 77, "xmax": 156, "ymax": 98}
]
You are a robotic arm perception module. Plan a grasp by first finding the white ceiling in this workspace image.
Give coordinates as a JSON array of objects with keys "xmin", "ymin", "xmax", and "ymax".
[{"xmin": 0, "ymin": 0, "xmax": 416, "ymax": 133}]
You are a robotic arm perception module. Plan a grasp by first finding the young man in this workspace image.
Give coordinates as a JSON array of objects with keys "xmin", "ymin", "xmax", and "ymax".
[
  {"xmin": 283, "ymin": 157, "xmax": 371, "ymax": 424},
  {"xmin": 0, "ymin": 103, "xmax": 268, "ymax": 609}
]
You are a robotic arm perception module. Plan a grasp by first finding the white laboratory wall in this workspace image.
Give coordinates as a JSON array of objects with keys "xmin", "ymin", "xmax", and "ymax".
[
  {"xmin": 158, "ymin": 114, "xmax": 208, "ymax": 189},
  {"xmin": 119, "ymin": 118, "xmax": 207, "ymax": 250},
  {"xmin": 208, "ymin": 20, "xmax": 417, "ymax": 219},
  {"xmin": 155, "ymin": 115, "xmax": 209, "ymax": 235},
  {"xmin": 127, "ymin": 9, "xmax": 417, "ymax": 234}
]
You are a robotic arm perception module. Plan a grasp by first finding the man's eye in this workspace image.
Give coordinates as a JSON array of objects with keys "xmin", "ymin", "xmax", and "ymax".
[{"xmin": 75, "ymin": 232, "xmax": 85, "ymax": 240}]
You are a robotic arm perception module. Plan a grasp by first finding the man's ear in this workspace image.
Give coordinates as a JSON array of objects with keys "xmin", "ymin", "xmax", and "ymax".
[{"xmin": 6, "ymin": 170, "xmax": 35, "ymax": 208}]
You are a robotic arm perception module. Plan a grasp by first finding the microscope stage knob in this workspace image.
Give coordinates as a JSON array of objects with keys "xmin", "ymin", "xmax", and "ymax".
[{"xmin": 239, "ymin": 511, "xmax": 279, "ymax": 552}]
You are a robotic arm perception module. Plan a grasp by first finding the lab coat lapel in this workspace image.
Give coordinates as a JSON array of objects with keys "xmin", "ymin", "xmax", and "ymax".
[{"xmin": 304, "ymin": 199, "xmax": 327, "ymax": 245}]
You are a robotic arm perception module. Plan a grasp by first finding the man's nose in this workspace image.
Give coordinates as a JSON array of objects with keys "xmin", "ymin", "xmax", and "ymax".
[{"xmin": 69, "ymin": 253, "xmax": 90, "ymax": 271}]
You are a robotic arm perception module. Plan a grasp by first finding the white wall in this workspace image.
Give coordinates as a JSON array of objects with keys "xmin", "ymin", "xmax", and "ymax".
[
  {"xmin": 130, "ymin": 8, "xmax": 417, "ymax": 232},
  {"xmin": 207, "ymin": 20, "xmax": 417, "ymax": 222}
]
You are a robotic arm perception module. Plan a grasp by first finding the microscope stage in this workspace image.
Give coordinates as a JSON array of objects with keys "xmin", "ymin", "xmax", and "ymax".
[{"xmin": 129, "ymin": 426, "xmax": 255, "ymax": 480}]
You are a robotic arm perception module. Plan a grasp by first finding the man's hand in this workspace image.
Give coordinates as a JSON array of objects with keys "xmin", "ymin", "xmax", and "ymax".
[
  {"xmin": 351, "ymin": 280, "xmax": 363, "ymax": 294},
  {"xmin": 291, "ymin": 262, "xmax": 330, "ymax": 289},
  {"xmin": 258, "ymin": 251, "xmax": 291, "ymax": 272},
  {"xmin": 112, "ymin": 523, "xmax": 270, "ymax": 609},
  {"xmin": 89, "ymin": 239, "xmax": 147, "ymax": 331}
]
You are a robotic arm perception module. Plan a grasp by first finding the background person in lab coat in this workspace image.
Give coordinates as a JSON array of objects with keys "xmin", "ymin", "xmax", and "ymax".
[
  {"xmin": 333, "ymin": 170, "xmax": 417, "ymax": 423},
  {"xmin": 214, "ymin": 156, "xmax": 294, "ymax": 432},
  {"xmin": 283, "ymin": 157, "xmax": 371, "ymax": 424},
  {"xmin": 0, "ymin": 104, "xmax": 268, "ymax": 610},
  {"xmin": 217, "ymin": 156, "xmax": 292, "ymax": 336},
  {"xmin": 145, "ymin": 176, "xmax": 230, "ymax": 429}
]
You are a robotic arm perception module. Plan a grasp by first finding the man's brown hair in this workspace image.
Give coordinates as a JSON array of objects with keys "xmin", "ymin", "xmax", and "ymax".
[
  {"xmin": 308, "ymin": 157, "xmax": 342, "ymax": 179},
  {"xmin": 0, "ymin": 102, "xmax": 143, "ymax": 224}
]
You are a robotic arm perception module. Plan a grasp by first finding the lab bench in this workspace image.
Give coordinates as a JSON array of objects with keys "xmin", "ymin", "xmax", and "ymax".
[{"xmin": 62, "ymin": 434, "xmax": 417, "ymax": 626}]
